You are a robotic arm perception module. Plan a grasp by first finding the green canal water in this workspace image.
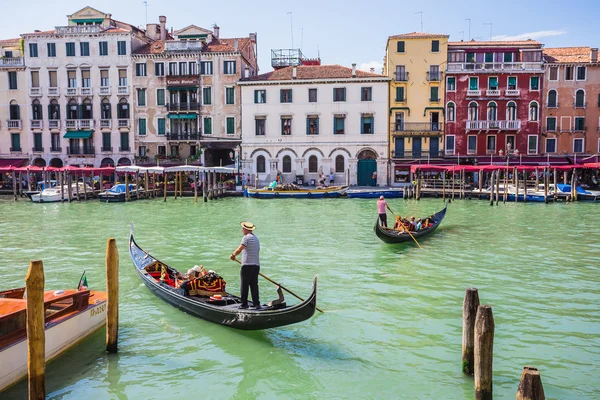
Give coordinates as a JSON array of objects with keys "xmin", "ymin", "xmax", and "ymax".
[{"xmin": 0, "ymin": 196, "xmax": 599, "ymax": 399}]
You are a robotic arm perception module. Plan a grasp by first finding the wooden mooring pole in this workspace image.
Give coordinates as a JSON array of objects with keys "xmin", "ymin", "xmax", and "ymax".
[
  {"xmin": 26, "ymin": 260, "xmax": 46, "ymax": 399},
  {"xmin": 474, "ymin": 305, "xmax": 494, "ymax": 400},
  {"xmin": 462, "ymin": 288, "xmax": 480, "ymax": 375},
  {"xmin": 106, "ymin": 238, "xmax": 119, "ymax": 353},
  {"xmin": 516, "ymin": 366, "xmax": 545, "ymax": 400}
]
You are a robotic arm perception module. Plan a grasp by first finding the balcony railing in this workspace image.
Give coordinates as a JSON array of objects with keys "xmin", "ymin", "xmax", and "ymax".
[
  {"xmin": 48, "ymin": 87, "xmax": 59, "ymax": 96},
  {"xmin": 55, "ymin": 25, "xmax": 103, "ymax": 35},
  {"xmin": 0, "ymin": 57, "xmax": 24, "ymax": 67},
  {"xmin": 66, "ymin": 119, "xmax": 77, "ymax": 129},
  {"xmin": 466, "ymin": 120, "xmax": 522, "ymax": 130},
  {"xmin": 427, "ymin": 72, "xmax": 441, "ymax": 82},
  {"xmin": 50, "ymin": 146, "xmax": 62, "ymax": 152},
  {"xmin": 117, "ymin": 86, "xmax": 129, "ymax": 95},
  {"xmin": 101, "ymin": 147, "xmax": 113, "ymax": 152},
  {"xmin": 119, "ymin": 146, "xmax": 131, "ymax": 152},
  {"xmin": 99, "ymin": 87, "xmax": 110, "ymax": 95},
  {"xmin": 100, "ymin": 119, "xmax": 112, "ymax": 129},
  {"xmin": 166, "ymin": 132, "xmax": 202, "ymax": 141},
  {"xmin": 67, "ymin": 146, "xmax": 95, "ymax": 155},
  {"xmin": 79, "ymin": 119, "xmax": 94, "ymax": 129},
  {"xmin": 391, "ymin": 150, "xmax": 444, "ymax": 159},
  {"xmin": 467, "ymin": 90, "xmax": 482, "ymax": 96},
  {"xmin": 118, "ymin": 119, "xmax": 130, "ymax": 128},
  {"xmin": 30, "ymin": 120, "xmax": 43, "ymax": 129},
  {"xmin": 505, "ymin": 89, "xmax": 520, "ymax": 96},
  {"xmin": 32, "ymin": 147, "xmax": 44, "ymax": 153},
  {"xmin": 80, "ymin": 87, "xmax": 93, "ymax": 96},
  {"xmin": 166, "ymin": 102, "xmax": 201, "ymax": 112},
  {"xmin": 6, "ymin": 120, "xmax": 22, "ymax": 129},
  {"xmin": 573, "ymin": 126, "xmax": 587, "ymax": 132},
  {"xmin": 10, "ymin": 147, "xmax": 22, "ymax": 152},
  {"xmin": 66, "ymin": 88, "xmax": 78, "ymax": 96},
  {"xmin": 29, "ymin": 87, "xmax": 42, "ymax": 96},
  {"xmin": 394, "ymin": 122, "xmax": 444, "ymax": 132},
  {"xmin": 394, "ymin": 72, "xmax": 408, "ymax": 82},
  {"xmin": 446, "ymin": 62, "xmax": 543, "ymax": 72},
  {"xmin": 486, "ymin": 89, "xmax": 501, "ymax": 96},
  {"xmin": 165, "ymin": 41, "xmax": 204, "ymax": 52},
  {"xmin": 48, "ymin": 120, "xmax": 60, "ymax": 129}
]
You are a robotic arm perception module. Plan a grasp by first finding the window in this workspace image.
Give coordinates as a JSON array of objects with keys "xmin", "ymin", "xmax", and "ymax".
[
  {"xmin": 395, "ymin": 65, "xmax": 407, "ymax": 81},
  {"xmin": 468, "ymin": 102, "xmax": 478, "ymax": 120},
  {"xmin": 47, "ymin": 43, "xmax": 56, "ymax": 57},
  {"xmin": 546, "ymin": 138, "xmax": 556, "ymax": 153},
  {"xmin": 81, "ymin": 70, "xmax": 91, "ymax": 88},
  {"xmin": 548, "ymin": 90, "xmax": 557, "ymax": 107},
  {"xmin": 8, "ymin": 71, "xmax": 17, "ymax": 89},
  {"xmin": 80, "ymin": 42, "xmax": 90, "ymax": 56},
  {"xmin": 179, "ymin": 62, "xmax": 188, "ymax": 75},
  {"xmin": 361, "ymin": 87, "xmax": 372, "ymax": 101},
  {"xmin": 32, "ymin": 100, "xmax": 42, "ymax": 120},
  {"xmin": 487, "ymin": 102, "xmax": 497, "ymax": 121},
  {"xmin": 203, "ymin": 117, "xmax": 212, "ymax": 134},
  {"xmin": 575, "ymin": 90, "xmax": 585, "ymax": 108},
  {"xmin": 335, "ymin": 155, "xmax": 345, "ymax": 173},
  {"xmin": 430, "ymin": 86, "xmax": 439, "ymax": 101},
  {"xmin": 307, "ymin": 116, "xmax": 319, "ymax": 135},
  {"xmin": 200, "ymin": 61, "xmax": 213, "ymax": 75},
  {"xmin": 254, "ymin": 90, "xmax": 266, "ymax": 103},
  {"xmin": 431, "ymin": 40, "xmax": 440, "ymax": 52},
  {"xmin": 101, "ymin": 100, "xmax": 111, "ymax": 119},
  {"xmin": 445, "ymin": 135, "xmax": 455, "ymax": 155},
  {"xmin": 529, "ymin": 102, "xmax": 539, "ymax": 121},
  {"xmin": 549, "ymin": 66, "xmax": 558, "ymax": 81},
  {"xmin": 530, "ymin": 76, "xmax": 540, "ymax": 90},
  {"xmin": 308, "ymin": 155, "xmax": 318, "ymax": 173},
  {"xmin": 138, "ymin": 146, "xmax": 147, "ymax": 157},
  {"xmin": 429, "ymin": 65, "xmax": 440, "ymax": 81},
  {"xmin": 136, "ymin": 63, "xmax": 147, "ymax": 77},
  {"xmin": 33, "ymin": 133, "xmax": 42, "ymax": 150},
  {"xmin": 395, "ymin": 87, "xmax": 405, "ymax": 102},
  {"xmin": 156, "ymin": 89, "xmax": 165, "ymax": 106},
  {"xmin": 66, "ymin": 42, "xmax": 75, "ymax": 56},
  {"xmin": 503, "ymin": 52, "xmax": 513, "ymax": 62},
  {"xmin": 157, "ymin": 118, "xmax": 166, "ymax": 135},
  {"xmin": 81, "ymin": 100, "xmax": 93, "ymax": 119},
  {"xmin": 334, "ymin": 116, "xmax": 345, "ymax": 134},
  {"xmin": 100, "ymin": 70, "xmax": 109, "ymax": 87},
  {"xmin": 189, "ymin": 62, "xmax": 197, "ymax": 75},
  {"xmin": 565, "ymin": 66, "xmax": 574, "ymax": 80},
  {"xmin": 137, "ymin": 89, "xmax": 146, "ymax": 106},
  {"xmin": 447, "ymin": 77, "xmax": 456, "ymax": 91},
  {"xmin": 507, "ymin": 101, "xmax": 517, "ymax": 120},
  {"xmin": 485, "ymin": 52, "xmax": 494, "ymax": 63},
  {"xmin": 30, "ymin": 71, "xmax": 39, "ymax": 89},
  {"xmin": 255, "ymin": 117, "xmax": 266, "ymax": 135},
  {"xmin": 573, "ymin": 138, "xmax": 584, "ymax": 153},
  {"xmin": 576, "ymin": 66, "xmax": 586, "ymax": 81},
  {"xmin": 333, "ymin": 87, "xmax": 346, "ymax": 102},
  {"xmin": 446, "ymin": 102, "xmax": 455, "ymax": 122},
  {"xmin": 309, "ymin": 88, "xmax": 317, "ymax": 102},
  {"xmin": 574, "ymin": 117, "xmax": 585, "ymax": 131},
  {"xmin": 488, "ymin": 77, "xmax": 498, "ymax": 90},
  {"xmin": 117, "ymin": 99, "xmax": 129, "ymax": 119},
  {"xmin": 280, "ymin": 89, "xmax": 292, "ymax": 103},
  {"xmin": 508, "ymin": 76, "xmax": 517, "ymax": 90},
  {"xmin": 120, "ymin": 132, "xmax": 129, "ymax": 151},
  {"xmin": 469, "ymin": 77, "xmax": 478, "ymax": 90},
  {"xmin": 49, "ymin": 71, "xmax": 57, "ymax": 88},
  {"xmin": 118, "ymin": 69, "xmax": 127, "ymax": 86},
  {"xmin": 138, "ymin": 118, "xmax": 147, "ymax": 135},
  {"xmin": 528, "ymin": 135, "xmax": 538, "ymax": 154},
  {"xmin": 281, "ymin": 117, "xmax": 292, "ymax": 135},
  {"xmin": 224, "ymin": 61, "xmax": 236, "ymax": 74},
  {"xmin": 226, "ymin": 117, "xmax": 235, "ymax": 134},
  {"xmin": 10, "ymin": 133, "xmax": 21, "ymax": 152},
  {"xmin": 99, "ymin": 41, "xmax": 108, "ymax": 56},
  {"xmin": 487, "ymin": 136, "xmax": 496, "ymax": 153},
  {"xmin": 281, "ymin": 155, "xmax": 292, "ymax": 173},
  {"xmin": 546, "ymin": 117, "xmax": 556, "ymax": 131},
  {"xmin": 226, "ymin": 87, "xmax": 235, "ymax": 104},
  {"xmin": 155, "ymin": 62, "xmax": 165, "ymax": 76},
  {"xmin": 117, "ymin": 41, "xmax": 126, "ymax": 55},
  {"xmin": 466, "ymin": 52, "xmax": 475, "ymax": 63},
  {"xmin": 397, "ymin": 41, "xmax": 405, "ymax": 53},
  {"xmin": 257, "ymin": 155, "xmax": 266, "ymax": 173},
  {"xmin": 49, "ymin": 100, "xmax": 60, "ymax": 120},
  {"xmin": 467, "ymin": 136, "xmax": 477, "ymax": 154},
  {"xmin": 202, "ymin": 87, "xmax": 212, "ymax": 105},
  {"xmin": 29, "ymin": 43, "xmax": 38, "ymax": 57},
  {"xmin": 169, "ymin": 62, "xmax": 178, "ymax": 75},
  {"xmin": 361, "ymin": 115, "xmax": 374, "ymax": 134}
]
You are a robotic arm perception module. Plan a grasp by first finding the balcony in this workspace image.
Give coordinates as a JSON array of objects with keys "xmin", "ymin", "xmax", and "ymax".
[
  {"xmin": 118, "ymin": 119, "xmax": 130, "ymax": 128},
  {"xmin": 394, "ymin": 122, "xmax": 443, "ymax": 132},
  {"xmin": 79, "ymin": 120, "xmax": 94, "ymax": 129},
  {"xmin": 119, "ymin": 147, "xmax": 131, "ymax": 152},
  {"xmin": 66, "ymin": 119, "xmax": 77, "ymax": 129},
  {"xmin": 101, "ymin": 147, "xmax": 113, "ymax": 152},
  {"xmin": 32, "ymin": 147, "xmax": 44, "ymax": 153},
  {"xmin": 6, "ymin": 120, "xmax": 22, "ymax": 129},
  {"xmin": 30, "ymin": 120, "xmax": 43, "ymax": 129},
  {"xmin": 446, "ymin": 62, "xmax": 543, "ymax": 72},
  {"xmin": 100, "ymin": 119, "xmax": 112, "ymax": 129},
  {"xmin": 80, "ymin": 87, "xmax": 93, "ymax": 96},
  {"xmin": 67, "ymin": 146, "xmax": 95, "ymax": 156},
  {"xmin": 66, "ymin": 88, "xmax": 78, "ymax": 96},
  {"xmin": 0, "ymin": 57, "xmax": 24, "ymax": 68},
  {"xmin": 466, "ymin": 120, "xmax": 522, "ymax": 130},
  {"xmin": 165, "ymin": 41, "xmax": 204, "ymax": 52},
  {"xmin": 166, "ymin": 132, "xmax": 202, "ymax": 141},
  {"xmin": 505, "ymin": 89, "xmax": 520, "ymax": 97},
  {"xmin": 48, "ymin": 120, "xmax": 60, "ymax": 129},
  {"xmin": 486, "ymin": 89, "xmax": 501, "ymax": 96},
  {"xmin": 99, "ymin": 87, "xmax": 110, "ymax": 95},
  {"xmin": 56, "ymin": 25, "xmax": 103, "ymax": 35},
  {"xmin": 427, "ymin": 72, "xmax": 441, "ymax": 82},
  {"xmin": 29, "ymin": 87, "xmax": 42, "ymax": 97},
  {"xmin": 48, "ymin": 87, "xmax": 59, "ymax": 96},
  {"xmin": 467, "ymin": 90, "xmax": 482, "ymax": 96},
  {"xmin": 117, "ymin": 87, "xmax": 129, "ymax": 95},
  {"xmin": 50, "ymin": 146, "xmax": 62, "ymax": 152},
  {"xmin": 166, "ymin": 102, "xmax": 201, "ymax": 112},
  {"xmin": 573, "ymin": 126, "xmax": 587, "ymax": 132},
  {"xmin": 391, "ymin": 150, "xmax": 444, "ymax": 159},
  {"xmin": 394, "ymin": 72, "xmax": 408, "ymax": 82}
]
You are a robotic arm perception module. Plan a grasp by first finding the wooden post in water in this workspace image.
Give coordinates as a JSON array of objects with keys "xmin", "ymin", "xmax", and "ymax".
[
  {"xmin": 12, "ymin": 171, "xmax": 17, "ymax": 200},
  {"xmin": 135, "ymin": 171, "xmax": 140, "ymax": 199},
  {"xmin": 416, "ymin": 171, "xmax": 421, "ymax": 200},
  {"xmin": 451, "ymin": 170, "xmax": 455, "ymax": 201},
  {"xmin": 213, "ymin": 171, "xmax": 217, "ymax": 199},
  {"xmin": 193, "ymin": 170, "xmax": 198, "ymax": 202},
  {"xmin": 563, "ymin": 170, "xmax": 567, "ymax": 185},
  {"xmin": 489, "ymin": 172, "xmax": 494, "ymax": 206},
  {"xmin": 516, "ymin": 366, "xmax": 545, "ymax": 400},
  {"xmin": 442, "ymin": 171, "xmax": 446, "ymax": 201},
  {"xmin": 208, "ymin": 171, "xmax": 213, "ymax": 200},
  {"xmin": 17, "ymin": 171, "xmax": 23, "ymax": 197},
  {"xmin": 503, "ymin": 167, "xmax": 508, "ymax": 203},
  {"xmin": 83, "ymin": 173, "xmax": 88, "ymax": 200},
  {"xmin": 462, "ymin": 288, "xmax": 480, "ymax": 375},
  {"xmin": 495, "ymin": 170, "xmax": 500, "ymax": 205},
  {"xmin": 26, "ymin": 260, "xmax": 46, "ymax": 399},
  {"xmin": 106, "ymin": 238, "xmax": 119, "ymax": 353},
  {"xmin": 99, "ymin": 172, "xmax": 104, "ymax": 198},
  {"xmin": 203, "ymin": 171, "xmax": 208, "ymax": 202},
  {"xmin": 144, "ymin": 171, "xmax": 149, "ymax": 199},
  {"xmin": 173, "ymin": 172, "xmax": 178, "ymax": 199},
  {"xmin": 553, "ymin": 168, "xmax": 558, "ymax": 201},
  {"xmin": 571, "ymin": 171, "xmax": 577, "ymax": 202},
  {"xmin": 125, "ymin": 173, "xmax": 130, "ymax": 202},
  {"xmin": 163, "ymin": 173, "xmax": 167, "ymax": 202},
  {"xmin": 75, "ymin": 172, "xmax": 80, "ymax": 200},
  {"xmin": 67, "ymin": 172, "xmax": 73, "ymax": 202},
  {"xmin": 474, "ymin": 305, "xmax": 494, "ymax": 400},
  {"xmin": 544, "ymin": 168, "xmax": 549, "ymax": 204},
  {"xmin": 478, "ymin": 170, "xmax": 483, "ymax": 198}
]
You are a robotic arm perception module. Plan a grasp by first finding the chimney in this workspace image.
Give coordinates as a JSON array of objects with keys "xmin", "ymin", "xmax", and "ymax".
[
  {"xmin": 591, "ymin": 48, "xmax": 598, "ymax": 63},
  {"xmin": 370, "ymin": 67, "xmax": 375, "ymax": 73},
  {"xmin": 159, "ymin": 16, "xmax": 166, "ymax": 41},
  {"xmin": 146, "ymin": 23, "xmax": 158, "ymax": 40},
  {"xmin": 234, "ymin": 39, "xmax": 238, "ymax": 51},
  {"xmin": 352, "ymin": 63, "xmax": 357, "ymax": 77},
  {"xmin": 292, "ymin": 66, "xmax": 297, "ymax": 79},
  {"xmin": 213, "ymin": 24, "xmax": 220, "ymax": 39},
  {"xmin": 245, "ymin": 67, "xmax": 250, "ymax": 78}
]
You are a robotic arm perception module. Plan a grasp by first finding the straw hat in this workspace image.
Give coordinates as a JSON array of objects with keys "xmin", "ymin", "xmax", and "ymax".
[{"xmin": 240, "ymin": 221, "xmax": 256, "ymax": 231}]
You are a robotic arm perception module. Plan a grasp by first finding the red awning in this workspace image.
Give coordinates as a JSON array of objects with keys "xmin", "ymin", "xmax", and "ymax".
[
  {"xmin": 0, "ymin": 158, "xmax": 27, "ymax": 172},
  {"xmin": 583, "ymin": 162, "xmax": 600, "ymax": 169}
]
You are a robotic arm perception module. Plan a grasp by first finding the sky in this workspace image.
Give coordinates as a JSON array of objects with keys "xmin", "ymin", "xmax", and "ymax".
[{"xmin": 2, "ymin": 0, "xmax": 599, "ymax": 74}]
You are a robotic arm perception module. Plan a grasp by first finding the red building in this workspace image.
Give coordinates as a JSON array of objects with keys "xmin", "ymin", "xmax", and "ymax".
[{"xmin": 444, "ymin": 40, "xmax": 545, "ymax": 164}]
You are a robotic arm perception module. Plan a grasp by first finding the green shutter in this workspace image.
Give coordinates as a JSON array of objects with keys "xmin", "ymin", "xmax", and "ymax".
[
  {"xmin": 489, "ymin": 77, "xmax": 498, "ymax": 88},
  {"xmin": 157, "ymin": 89, "xmax": 165, "ymax": 106},
  {"xmin": 204, "ymin": 118, "xmax": 212, "ymax": 134},
  {"xmin": 315, "ymin": 117, "xmax": 319, "ymax": 134},
  {"xmin": 508, "ymin": 77, "xmax": 516, "ymax": 87},
  {"xmin": 280, "ymin": 89, "xmax": 284, "ymax": 103},
  {"xmin": 469, "ymin": 78, "xmax": 478, "ymax": 90},
  {"xmin": 254, "ymin": 90, "xmax": 258, "ymax": 103},
  {"xmin": 306, "ymin": 117, "xmax": 310, "ymax": 134},
  {"xmin": 227, "ymin": 117, "xmax": 235, "ymax": 134},
  {"xmin": 360, "ymin": 116, "xmax": 364, "ymax": 134},
  {"xmin": 289, "ymin": 89, "xmax": 293, "ymax": 102},
  {"xmin": 158, "ymin": 118, "xmax": 166, "ymax": 135},
  {"xmin": 139, "ymin": 119, "xmax": 146, "ymax": 135}
]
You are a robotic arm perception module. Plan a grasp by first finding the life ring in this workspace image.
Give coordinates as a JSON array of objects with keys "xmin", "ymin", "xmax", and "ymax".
[{"xmin": 307, "ymin": 192, "xmax": 312, "ymax": 198}]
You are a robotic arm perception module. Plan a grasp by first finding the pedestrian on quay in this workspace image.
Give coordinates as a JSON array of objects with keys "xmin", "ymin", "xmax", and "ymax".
[
  {"xmin": 372, "ymin": 171, "xmax": 377, "ymax": 186},
  {"xmin": 230, "ymin": 222, "xmax": 261, "ymax": 309},
  {"xmin": 329, "ymin": 171, "xmax": 335, "ymax": 186},
  {"xmin": 377, "ymin": 195, "xmax": 393, "ymax": 228}
]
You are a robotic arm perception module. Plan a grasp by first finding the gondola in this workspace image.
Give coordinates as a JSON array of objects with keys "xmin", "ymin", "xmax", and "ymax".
[
  {"xmin": 129, "ymin": 229, "xmax": 318, "ymax": 330},
  {"xmin": 374, "ymin": 204, "xmax": 447, "ymax": 244}
]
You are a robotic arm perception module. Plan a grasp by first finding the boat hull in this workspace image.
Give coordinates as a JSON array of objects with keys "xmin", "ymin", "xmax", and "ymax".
[
  {"xmin": 374, "ymin": 205, "xmax": 447, "ymax": 244},
  {"xmin": 347, "ymin": 189, "xmax": 404, "ymax": 199},
  {"xmin": 247, "ymin": 186, "xmax": 348, "ymax": 199}
]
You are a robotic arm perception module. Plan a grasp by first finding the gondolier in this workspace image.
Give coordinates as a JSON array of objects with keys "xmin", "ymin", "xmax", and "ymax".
[
  {"xmin": 230, "ymin": 222, "xmax": 261, "ymax": 309},
  {"xmin": 376, "ymin": 195, "xmax": 393, "ymax": 228}
]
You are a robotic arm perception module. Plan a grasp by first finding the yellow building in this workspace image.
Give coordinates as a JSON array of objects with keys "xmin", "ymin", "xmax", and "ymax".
[{"xmin": 384, "ymin": 32, "xmax": 448, "ymax": 184}]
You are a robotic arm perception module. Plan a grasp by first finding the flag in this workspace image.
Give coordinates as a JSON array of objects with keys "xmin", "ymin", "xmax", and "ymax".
[{"xmin": 77, "ymin": 271, "xmax": 88, "ymax": 291}]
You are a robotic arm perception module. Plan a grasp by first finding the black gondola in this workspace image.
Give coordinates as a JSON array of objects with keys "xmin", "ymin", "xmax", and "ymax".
[
  {"xmin": 374, "ymin": 204, "xmax": 447, "ymax": 244},
  {"xmin": 129, "ymin": 230, "xmax": 318, "ymax": 330}
]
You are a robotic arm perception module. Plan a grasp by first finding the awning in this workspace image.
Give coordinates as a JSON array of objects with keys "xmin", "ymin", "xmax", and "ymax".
[
  {"xmin": 0, "ymin": 158, "xmax": 27, "ymax": 171},
  {"xmin": 63, "ymin": 130, "xmax": 93, "ymax": 139},
  {"xmin": 168, "ymin": 114, "xmax": 197, "ymax": 119}
]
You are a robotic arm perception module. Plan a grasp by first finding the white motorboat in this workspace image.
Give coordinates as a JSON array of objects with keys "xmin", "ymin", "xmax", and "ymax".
[{"xmin": 30, "ymin": 182, "xmax": 94, "ymax": 203}]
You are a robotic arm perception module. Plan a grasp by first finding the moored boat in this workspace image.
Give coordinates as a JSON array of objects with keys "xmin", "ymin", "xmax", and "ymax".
[
  {"xmin": 30, "ymin": 182, "xmax": 94, "ymax": 203},
  {"xmin": 347, "ymin": 188, "xmax": 404, "ymax": 199},
  {"xmin": 374, "ymin": 204, "xmax": 447, "ymax": 244},
  {"xmin": 247, "ymin": 185, "xmax": 348, "ymax": 199},
  {"xmin": 98, "ymin": 183, "xmax": 141, "ymax": 202}
]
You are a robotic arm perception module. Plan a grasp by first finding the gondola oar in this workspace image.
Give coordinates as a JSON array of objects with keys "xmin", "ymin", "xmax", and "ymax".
[
  {"xmin": 233, "ymin": 259, "xmax": 324, "ymax": 313},
  {"xmin": 388, "ymin": 210, "xmax": 423, "ymax": 249}
]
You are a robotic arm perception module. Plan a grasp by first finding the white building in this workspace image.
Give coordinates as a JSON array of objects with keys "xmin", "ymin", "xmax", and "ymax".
[{"xmin": 238, "ymin": 64, "xmax": 390, "ymax": 186}]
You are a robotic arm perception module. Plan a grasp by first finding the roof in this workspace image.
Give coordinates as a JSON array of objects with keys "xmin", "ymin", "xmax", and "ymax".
[
  {"xmin": 448, "ymin": 39, "xmax": 542, "ymax": 48},
  {"xmin": 0, "ymin": 38, "xmax": 20, "ymax": 47},
  {"xmin": 135, "ymin": 40, "xmax": 165, "ymax": 55},
  {"xmin": 204, "ymin": 37, "xmax": 252, "ymax": 53},
  {"xmin": 543, "ymin": 47, "xmax": 593, "ymax": 63},
  {"xmin": 388, "ymin": 32, "xmax": 448, "ymax": 40},
  {"xmin": 241, "ymin": 65, "xmax": 387, "ymax": 82}
]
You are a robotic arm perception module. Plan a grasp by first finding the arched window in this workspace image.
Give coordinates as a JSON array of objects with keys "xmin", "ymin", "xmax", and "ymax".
[
  {"xmin": 308, "ymin": 155, "xmax": 318, "ymax": 173},
  {"xmin": 256, "ymin": 155, "xmax": 266, "ymax": 173},
  {"xmin": 32, "ymin": 99, "xmax": 43, "ymax": 120},
  {"xmin": 529, "ymin": 102, "xmax": 539, "ymax": 122},
  {"xmin": 506, "ymin": 101, "xmax": 517, "ymax": 121},
  {"xmin": 575, "ymin": 89, "xmax": 585, "ymax": 108},
  {"xmin": 101, "ymin": 98, "xmax": 111, "ymax": 119},
  {"xmin": 9, "ymin": 100, "xmax": 20, "ymax": 120},
  {"xmin": 282, "ymin": 155, "xmax": 291, "ymax": 173},
  {"xmin": 487, "ymin": 101, "xmax": 497, "ymax": 121},
  {"xmin": 335, "ymin": 155, "xmax": 345, "ymax": 173},
  {"xmin": 117, "ymin": 98, "xmax": 129, "ymax": 119},
  {"xmin": 446, "ymin": 102, "xmax": 455, "ymax": 122},
  {"xmin": 548, "ymin": 90, "xmax": 557, "ymax": 107},
  {"xmin": 468, "ymin": 101, "xmax": 478, "ymax": 121},
  {"xmin": 67, "ymin": 99, "xmax": 78, "ymax": 120},
  {"xmin": 82, "ymin": 98, "xmax": 93, "ymax": 119},
  {"xmin": 49, "ymin": 99, "xmax": 60, "ymax": 120}
]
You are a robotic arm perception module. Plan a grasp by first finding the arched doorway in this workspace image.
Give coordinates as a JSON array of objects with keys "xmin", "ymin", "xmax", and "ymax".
[
  {"xmin": 117, "ymin": 158, "xmax": 131, "ymax": 166},
  {"xmin": 357, "ymin": 149, "xmax": 377, "ymax": 186},
  {"xmin": 49, "ymin": 158, "xmax": 63, "ymax": 168},
  {"xmin": 100, "ymin": 158, "xmax": 115, "ymax": 167},
  {"xmin": 32, "ymin": 158, "xmax": 46, "ymax": 167}
]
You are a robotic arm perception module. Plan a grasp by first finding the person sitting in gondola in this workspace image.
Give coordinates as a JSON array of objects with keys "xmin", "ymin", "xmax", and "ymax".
[
  {"xmin": 393, "ymin": 216, "xmax": 405, "ymax": 232},
  {"xmin": 408, "ymin": 216, "xmax": 416, "ymax": 231},
  {"xmin": 416, "ymin": 218, "xmax": 423, "ymax": 231}
]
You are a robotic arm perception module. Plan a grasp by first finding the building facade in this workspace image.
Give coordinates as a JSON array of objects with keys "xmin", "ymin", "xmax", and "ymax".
[
  {"xmin": 238, "ymin": 64, "xmax": 390, "ymax": 186},
  {"xmin": 445, "ymin": 40, "xmax": 544, "ymax": 164},
  {"xmin": 384, "ymin": 33, "xmax": 448, "ymax": 185},
  {"xmin": 542, "ymin": 47, "xmax": 600, "ymax": 158}
]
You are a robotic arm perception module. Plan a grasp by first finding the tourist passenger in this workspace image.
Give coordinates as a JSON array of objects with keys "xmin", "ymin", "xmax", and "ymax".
[
  {"xmin": 416, "ymin": 218, "xmax": 423, "ymax": 231},
  {"xmin": 230, "ymin": 222, "xmax": 261, "ymax": 309},
  {"xmin": 394, "ymin": 216, "xmax": 405, "ymax": 232},
  {"xmin": 408, "ymin": 216, "xmax": 416, "ymax": 231},
  {"xmin": 377, "ymin": 195, "xmax": 393, "ymax": 228}
]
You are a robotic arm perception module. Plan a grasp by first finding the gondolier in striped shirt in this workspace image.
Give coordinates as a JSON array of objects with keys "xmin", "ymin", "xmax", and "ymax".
[{"xmin": 230, "ymin": 222, "xmax": 261, "ymax": 309}]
